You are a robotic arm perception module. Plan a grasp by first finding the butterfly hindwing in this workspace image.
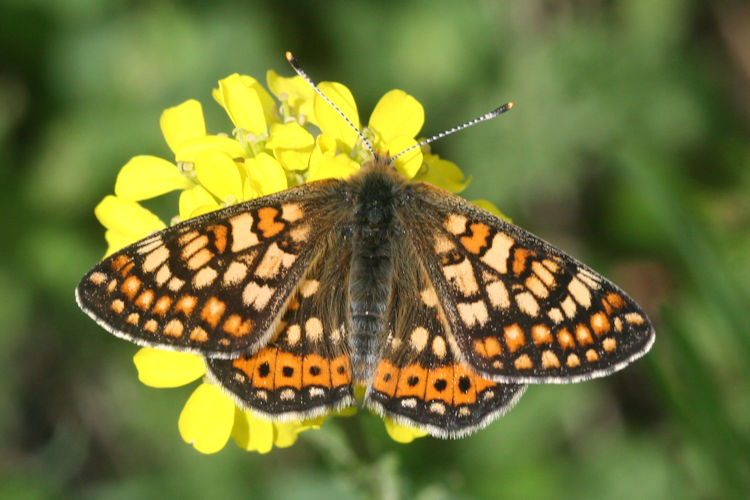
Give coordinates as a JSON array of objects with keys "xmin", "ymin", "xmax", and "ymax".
[
  {"xmin": 365, "ymin": 235, "xmax": 525, "ymax": 438},
  {"xmin": 76, "ymin": 180, "xmax": 346, "ymax": 358},
  {"xmin": 206, "ymin": 231, "xmax": 356, "ymax": 419},
  {"xmin": 407, "ymin": 183, "xmax": 655, "ymax": 383}
]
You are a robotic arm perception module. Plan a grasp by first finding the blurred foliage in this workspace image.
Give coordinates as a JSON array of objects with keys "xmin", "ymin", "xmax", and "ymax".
[{"xmin": 1, "ymin": 0, "xmax": 749, "ymax": 498}]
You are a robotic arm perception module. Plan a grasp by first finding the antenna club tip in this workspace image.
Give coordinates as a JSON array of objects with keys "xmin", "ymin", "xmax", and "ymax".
[
  {"xmin": 285, "ymin": 51, "xmax": 295, "ymax": 62},
  {"xmin": 506, "ymin": 101, "xmax": 514, "ymax": 110}
]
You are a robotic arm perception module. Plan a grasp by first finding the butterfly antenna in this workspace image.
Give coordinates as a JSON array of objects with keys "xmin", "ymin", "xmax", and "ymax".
[
  {"xmin": 285, "ymin": 51, "xmax": 375, "ymax": 156},
  {"xmin": 391, "ymin": 102, "xmax": 514, "ymax": 162}
]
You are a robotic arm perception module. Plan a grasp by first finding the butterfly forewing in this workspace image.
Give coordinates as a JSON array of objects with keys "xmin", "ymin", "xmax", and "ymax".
[
  {"xmin": 407, "ymin": 183, "xmax": 655, "ymax": 384},
  {"xmin": 206, "ymin": 231, "xmax": 356, "ymax": 420},
  {"xmin": 365, "ymin": 235, "xmax": 525, "ymax": 438},
  {"xmin": 76, "ymin": 180, "xmax": 346, "ymax": 358}
]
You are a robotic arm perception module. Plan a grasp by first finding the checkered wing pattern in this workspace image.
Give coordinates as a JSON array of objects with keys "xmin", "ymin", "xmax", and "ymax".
[
  {"xmin": 408, "ymin": 184, "xmax": 655, "ymax": 384},
  {"xmin": 366, "ymin": 235, "xmax": 525, "ymax": 438},
  {"xmin": 206, "ymin": 233, "xmax": 355, "ymax": 420},
  {"xmin": 76, "ymin": 180, "xmax": 345, "ymax": 358}
]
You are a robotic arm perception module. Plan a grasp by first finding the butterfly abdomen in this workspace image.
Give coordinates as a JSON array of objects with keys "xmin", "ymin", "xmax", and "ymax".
[{"xmin": 347, "ymin": 164, "xmax": 405, "ymax": 382}]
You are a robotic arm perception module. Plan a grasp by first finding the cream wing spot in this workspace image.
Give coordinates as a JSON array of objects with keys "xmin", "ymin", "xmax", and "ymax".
[
  {"xmin": 182, "ymin": 235, "xmax": 208, "ymax": 259},
  {"xmin": 88, "ymin": 272, "xmax": 107, "ymax": 285},
  {"xmin": 281, "ymin": 203, "xmax": 303, "ymax": 222},
  {"xmin": 289, "ymin": 224, "xmax": 311, "ymax": 243},
  {"xmin": 566, "ymin": 353, "xmax": 581, "ymax": 368},
  {"xmin": 561, "ymin": 295, "xmax": 577, "ymax": 318},
  {"xmin": 193, "ymin": 267, "xmax": 218, "ymax": 289},
  {"xmin": 300, "ymin": 279, "xmax": 319, "ymax": 297},
  {"xmin": 409, "ymin": 327, "xmax": 429, "ymax": 351},
  {"xmin": 541, "ymin": 350, "xmax": 561, "ymax": 368},
  {"xmin": 187, "ymin": 248, "xmax": 214, "ymax": 270},
  {"xmin": 525, "ymin": 275, "xmax": 549, "ymax": 298},
  {"xmin": 142, "ymin": 246, "xmax": 169, "ymax": 273},
  {"xmin": 532, "ymin": 261, "xmax": 556, "ymax": 287},
  {"xmin": 420, "ymin": 287, "xmax": 438, "ymax": 307},
  {"xmin": 164, "ymin": 319, "xmax": 184, "ymax": 338},
  {"xmin": 286, "ymin": 324, "xmax": 301, "ymax": 345},
  {"xmin": 242, "ymin": 282, "xmax": 275, "ymax": 310},
  {"xmin": 625, "ymin": 312, "xmax": 646, "ymax": 325},
  {"xmin": 223, "ymin": 261, "xmax": 248, "ymax": 285},
  {"xmin": 548, "ymin": 308, "xmax": 564, "ymax": 324},
  {"xmin": 432, "ymin": 336, "xmax": 447, "ymax": 358},
  {"xmin": 229, "ymin": 213, "xmax": 259, "ymax": 252},
  {"xmin": 514, "ymin": 354, "xmax": 533, "ymax": 370},
  {"xmin": 155, "ymin": 264, "xmax": 171, "ymax": 286},
  {"xmin": 568, "ymin": 277, "xmax": 592, "ymax": 308},
  {"xmin": 255, "ymin": 243, "xmax": 297, "ymax": 279},
  {"xmin": 486, "ymin": 280, "xmax": 510, "ymax": 309},
  {"xmin": 433, "ymin": 234, "xmax": 455, "ymax": 254},
  {"xmin": 442, "ymin": 259, "xmax": 480, "ymax": 296},
  {"xmin": 457, "ymin": 300, "xmax": 489, "ymax": 327},
  {"xmin": 602, "ymin": 337, "xmax": 617, "ymax": 352},
  {"xmin": 305, "ymin": 317, "xmax": 324, "ymax": 342},
  {"xmin": 167, "ymin": 276, "xmax": 185, "ymax": 292},
  {"xmin": 516, "ymin": 291, "xmax": 540, "ymax": 317},
  {"xmin": 110, "ymin": 299, "xmax": 125, "ymax": 314},
  {"xmin": 444, "ymin": 214, "xmax": 467, "ymax": 235},
  {"xmin": 480, "ymin": 233, "xmax": 515, "ymax": 274},
  {"xmin": 178, "ymin": 231, "xmax": 199, "ymax": 245}
]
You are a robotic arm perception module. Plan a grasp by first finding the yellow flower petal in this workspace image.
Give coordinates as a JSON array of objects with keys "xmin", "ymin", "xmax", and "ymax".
[
  {"xmin": 414, "ymin": 154, "xmax": 471, "ymax": 193},
  {"xmin": 214, "ymin": 74, "xmax": 277, "ymax": 127},
  {"xmin": 382, "ymin": 136, "xmax": 423, "ymax": 179},
  {"xmin": 275, "ymin": 149, "xmax": 312, "ymax": 171},
  {"xmin": 472, "ymin": 199, "xmax": 512, "ymax": 222},
  {"xmin": 384, "ymin": 418, "xmax": 428, "ymax": 443},
  {"xmin": 243, "ymin": 152, "xmax": 288, "ymax": 199},
  {"xmin": 114, "ymin": 155, "xmax": 192, "ymax": 200},
  {"xmin": 194, "ymin": 150, "xmax": 243, "ymax": 204},
  {"xmin": 95, "ymin": 195, "xmax": 166, "ymax": 250},
  {"xmin": 216, "ymin": 73, "xmax": 267, "ymax": 135},
  {"xmin": 160, "ymin": 99, "xmax": 206, "ymax": 154},
  {"xmin": 369, "ymin": 90, "xmax": 424, "ymax": 144},
  {"xmin": 133, "ymin": 347, "xmax": 205, "ymax": 388},
  {"xmin": 267, "ymin": 70, "xmax": 315, "ymax": 121},
  {"xmin": 272, "ymin": 416, "xmax": 326, "ymax": 448},
  {"xmin": 232, "ymin": 409, "xmax": 274, "ymax": 454},
  {"xmin": 307, "ymin": 155, "xmax": 360, "ymax": 182},
  {"xmin": 313, "ymin": 82, "xmax": 360, "ymax": 150},
  {"xmin": 266, "ymin": 122, "xmax": 315, "ymax": 150},
  {"xmin": 308, "ymin": 134, "xmax": 338, "ymax": 167},
  {"xmin": 103, "ymin": 229, "xmax": 136, "ymax": 257},
  {"xmin": 178, "ymin": 383, "xmax": 235, "ymax": 454},
  {"xmin": 174, "ymin": 135, "xmax": 247, "ymax": 163},
  {"xmin": 179, "ymin": 185, "xmax": 220, "ymax": 220}
]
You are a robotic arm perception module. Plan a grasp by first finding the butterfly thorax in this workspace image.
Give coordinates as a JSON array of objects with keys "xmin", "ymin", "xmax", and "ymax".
[{"xmin": 347, "ymin": 156, "xmax": 407, "ymax": 382}]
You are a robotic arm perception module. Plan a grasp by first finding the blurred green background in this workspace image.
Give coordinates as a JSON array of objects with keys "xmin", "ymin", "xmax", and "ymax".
[{"xmin": 2, "ymin": 0, "xmax": 749, "ymax": 498}]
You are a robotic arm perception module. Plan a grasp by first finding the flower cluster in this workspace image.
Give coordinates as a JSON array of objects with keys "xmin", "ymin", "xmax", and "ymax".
[{"xmin": 95, "ymin": 69, "xmax": 500, "ymax": 453}]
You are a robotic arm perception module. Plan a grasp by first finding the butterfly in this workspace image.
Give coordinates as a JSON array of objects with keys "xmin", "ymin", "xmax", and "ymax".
[{"xmin": 76, "ymin": 56, "xmax": 654, "ymax": 439}]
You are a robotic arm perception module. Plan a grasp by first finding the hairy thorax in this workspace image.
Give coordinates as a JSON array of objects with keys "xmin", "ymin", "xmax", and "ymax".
[{"xmin": 346, "ymin": 157, "xmax": 408, "ymax": 382}]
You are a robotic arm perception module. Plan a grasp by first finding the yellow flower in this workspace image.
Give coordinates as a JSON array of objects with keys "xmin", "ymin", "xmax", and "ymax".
[
  {"xmin": 94, "ymin": 68, "xmax": 485, "ymax": 453},
  {"xmin": 132, "ymin": 348, "xmax": 320, "ymax": 454},
  {"xmin": 311, "ymin": 85, "xmax": 425, "ymax": 179}
]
